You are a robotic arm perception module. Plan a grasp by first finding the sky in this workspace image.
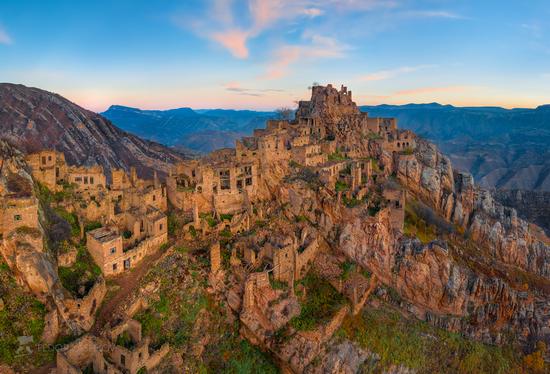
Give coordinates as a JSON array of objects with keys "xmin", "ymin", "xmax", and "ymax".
[{"xmin": 0, "ymin": 0, "xmax": 549, "ymax": 112}]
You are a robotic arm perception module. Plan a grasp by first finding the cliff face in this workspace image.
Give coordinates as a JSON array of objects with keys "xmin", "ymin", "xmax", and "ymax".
[
  {"xmin": 264, "ymin": 86, "xmax": 550, "ymax": 350},
  {"xmin": 0, "ymin": 83, "xmax": 189, "ymax": 179},
  {"xmin": 494, "ymin": 189, "xmax": 550, "ymax": 235}
]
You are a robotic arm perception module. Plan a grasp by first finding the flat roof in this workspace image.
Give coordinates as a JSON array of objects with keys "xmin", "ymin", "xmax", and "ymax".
[{"xmin": 88, "ymin": 227, "xmax": 120, "ymax": 243}]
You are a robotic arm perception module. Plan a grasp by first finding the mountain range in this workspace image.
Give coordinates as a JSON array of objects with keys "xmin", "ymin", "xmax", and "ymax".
[
  {"xmin": 103, "ymin": 102, "xmax": 550, "ymax": 192},
  {"xmin": 0, "ymin": 84, "xmax": 192, "ymax": 179},
  {"xmin": 102, "ymin": 105, "xmax": 275, "ymax": 152}
]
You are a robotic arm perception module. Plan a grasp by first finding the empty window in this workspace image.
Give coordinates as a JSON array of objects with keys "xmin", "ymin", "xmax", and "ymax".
[
  {"xmin": 90, "ymin": 177, "xmax": 94, "ymax": 184},
  {"xmin": 14, "ymin": 214, "xmax": 22, "ymax": 221},
  {"xmin": 159, "ymin": 224, "xmax": 163, "ymax": 231},
  {"xmin": 245, "ymin": 177, "xmax": 253, "ymax": 186},
  {"xmin": 41, "ymin": 156, "xmax": 46, "ymax": 164},
  {"xmin": 113, "ymin": 263, "xmax": 117, "ymax": 271},
  {"xmin": 152, "ymin": 194, "xmax": 156, "ymax": 201},
  {"xmin": 192, "ymin": 169, "xmax": 196, "ymax": 177},
  {"xmin": 48, "ymin": 155, "xmax": 52, "ymax": 161},
  {"xmin": 237, "ymin": 180, "xmax": 243, "ymax": 189},
  {"xmin": 120, "ymin": 354, "xmax": 126, "ymax": 366},
  {"xmin": 220, "ymin": 169, "xmax": 231, "ymax": 190},
  {"xmin": 110, "ymin": 247, "xmax": 116, "ymax": 254},
  {"xmin": 75, "ymin": 177, "xmax": 82, "ymax": 182},
  {"xmin": 84, "ymin": 176, "xmax": 88, "ymax": 184}
]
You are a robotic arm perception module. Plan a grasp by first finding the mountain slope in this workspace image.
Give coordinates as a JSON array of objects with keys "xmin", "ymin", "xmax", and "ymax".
[
  {"xmin": 102, "ymin": 105, "xmax": 275, "ymax": 152},
  {"xmin": 360, "ymin": 103, "xmax": 550, "ymax": 191},
  {"xmin": 0, "ymin": 83, "xmax": 190, "ymax": 179}
]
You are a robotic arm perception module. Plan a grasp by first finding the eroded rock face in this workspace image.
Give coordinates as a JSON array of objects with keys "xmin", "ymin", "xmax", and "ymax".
[{"xmin": 395, "ymin": 139, "xmax": 550, "ymax": 280}]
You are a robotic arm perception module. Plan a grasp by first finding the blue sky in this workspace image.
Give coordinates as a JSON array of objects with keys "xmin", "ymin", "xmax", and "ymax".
[{"xmin": 1, "ymin": 0, "xmax": 549, "ymax": 111}]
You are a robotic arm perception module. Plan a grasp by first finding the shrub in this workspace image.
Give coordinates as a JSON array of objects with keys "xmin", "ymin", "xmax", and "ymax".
[
  {"xmin": 335, "ymin": 181, "xmax": 349, "ymax": 192},
  {"xmin": 290, "ymin": 272, "xmax": 346, "ymax": 331},
  {"xmin": 84, "ymin": 221, "xmax": 102, "ymax": 233},
  {"xmin": 328, "ymin": 150, "xmax": 347, "ymax": 162},
  {"xmin": 54, "ymin": 208, "xmax": 80, "ymax": 237}
]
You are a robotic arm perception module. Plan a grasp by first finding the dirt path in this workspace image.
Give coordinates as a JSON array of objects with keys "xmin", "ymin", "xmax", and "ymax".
[{"xmin": 91, "ymin": 247, "xmax": 168, "ymax": 334}]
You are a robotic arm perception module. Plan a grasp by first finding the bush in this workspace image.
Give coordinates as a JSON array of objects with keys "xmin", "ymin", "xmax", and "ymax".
[
  {"xmin": 54, "ymin": 208, "xmax": 80, "ymax": 237},
  {"xmin": 84, "ymin": 221, "xmax": 102, "ymax": 233},
  {"xmin": 58, "ymin": 245, "xmax": 101, "ymax": 297},
  {"xmin": 335, "ymin": 181, "xmax": 349, "ymax": 192},
  {"xmin": 341, "ymin": 305, "xmax": 523, "ymax": 373},
  {"xmin": 290, "ymin": 272, "xmax": 346, "ymax": 331},
  {"xmin": 328, "ymin": 150, "xmax": 347, "ymax": 162}
]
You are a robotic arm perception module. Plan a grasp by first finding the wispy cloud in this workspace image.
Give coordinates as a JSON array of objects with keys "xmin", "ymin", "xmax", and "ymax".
[
  {"xmin": 394, "ymin": 85, "xmax": 468, "ymax": 96},
  {"xmin": 399, "ymin": 10, "xmax": 467, "ymax": 20},
  {"xmin": 223, "ymin": 81, "xmax": 285, "ymax": 96},
  {"xmin": 176, "ymin": 0, "xmax": 326, "ymax": 59},
  {"xmin": 264, "ymin": 33, "xmax": 348, "ymax": 79},
  {"xmin": 360, "ymin": 64, "xmax": 437, "ymax": 81},
  {"xmin": 0, "ymin": 25, "xmax": 13, "ymax": 45},
  {"xmin": 211, "ymin": 29, "xmax": 251, "ymax": 58}
]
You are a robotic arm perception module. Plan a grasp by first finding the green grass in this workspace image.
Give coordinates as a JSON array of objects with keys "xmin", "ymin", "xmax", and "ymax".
[
  {"xmin": 340, "ymin": 305, "xmax": 522, "ymax": 373},
  {"xmin": 224, "ymin": 339, "xmax": 279, "ymax": 374},
  {"xmin": 290, "ymin": 272, "xmax": 346, "ymax": 331},
  {"xmin": 367, "ymin": 132, "xmax": 383, "ymax": 140},
  {"xmin": 0, "ymin": 262, "xmax": 53, "ymax": 368},
  {"xmin": 58, "ymin": 245, "xmax": 102, "ymax": 296},
  {"xmin": 83, "ymin": 221, "xmax": 102, "ymax": 234},
  {"xmin": 404, "ymin": 202, "xmax": 437, "ymax": 244},
  {"xmin": 219, "ymin": 214, "xmax": 234, "ymax": 222},
  {"xmin": 328, "ymin": 150, "xmax": 347, "ymax": 162},
  {"xmin": 54, "ymin": 207, "xmax": 80, "ymax": 237},
  {"xmin": 342, "ymin": 196, "xmax": 362, "ymax": 208},
  {"xmin": 335, "ymin": 181, "xmax": 349, "ymax": 192},
  {"xmin": 340, "ymin": 261, "xmax": 356, "ymax": 280},
  {"xmin": 200, "ymin": 213, "xmax": 218, "ymax": 228},
  {"xmin": 115, "ymin": 331, "xmax": 135, "ymax": 349}
]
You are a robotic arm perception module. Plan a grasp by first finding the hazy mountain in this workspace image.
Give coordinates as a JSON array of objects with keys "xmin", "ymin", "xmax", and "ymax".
[
  {"xmin": 361, "ymin": 103, "xmax": 550, "ymax": 191},
  {"xmin": 0, "ymin": 84, "xmax": 191, "ymax": 179},
  {"xmin": 102, "ymin": 105, "xmax": 275, "ymax": 152},
  {"xmin": 102, "ymin": 101, "xmax": 550, "ymax": 191}
]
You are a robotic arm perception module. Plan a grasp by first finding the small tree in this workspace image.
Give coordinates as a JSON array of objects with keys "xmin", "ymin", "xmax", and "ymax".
[{"xmin": 275, "ymin": 107, "xmax": 294, "ymax": 120}]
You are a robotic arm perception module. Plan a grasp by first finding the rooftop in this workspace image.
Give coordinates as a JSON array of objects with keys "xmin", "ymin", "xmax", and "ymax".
[{"xmin": 88, "ymin": 227, "xmax": 120, "ymax": 243}]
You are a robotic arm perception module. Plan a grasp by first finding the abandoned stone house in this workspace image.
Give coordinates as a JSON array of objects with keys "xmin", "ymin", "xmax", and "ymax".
[
  {"xmin": 24, "ymin": 152, "xmax": 170, "ymax": 275},
  {"xmin": 55, "ymin": 318, "xmax": 169, "ymax": 374},
  {"xmin": 86, "ymin": 206, "xmax": 167, "ymax": 276},
  {"xmin": 0, "ymin": 195, "xmax": 39, "ymax": 239},
  {"xmin": 383, "ymin": 188, "xmax": 406, "ymax": 231},
  {"xmin": 26, "ymin": 150, "xmax": 107, "ymax": 191},
  {"xmin": 166, "ymin": 148, "xmax": 259, "ymax": 216}
]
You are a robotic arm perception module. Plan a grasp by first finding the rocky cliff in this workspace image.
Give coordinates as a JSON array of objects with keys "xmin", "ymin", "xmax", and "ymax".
[
  {"xmin": 0, "ymin": 83, "xmax": 190, "ymax": 179},
  {"xmin": 494, "ymin": 189, "xmax": 550, "ymax": 235}
]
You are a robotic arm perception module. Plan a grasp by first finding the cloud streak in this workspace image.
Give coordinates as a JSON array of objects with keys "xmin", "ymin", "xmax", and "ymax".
[
  {"xmin": 264, "ymin": 33, "xmax": 348, "ymax": 79},
  {"xmin": 361, "ymin": 64, "xmax": 437, "ymax": 81},
  {"xmin": 0, "ymin": 25, "xmax": 13, "ymax": 45}
]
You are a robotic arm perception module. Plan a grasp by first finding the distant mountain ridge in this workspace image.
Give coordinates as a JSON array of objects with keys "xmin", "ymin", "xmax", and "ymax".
[
  {"xmin": 0, "ymin": 84, "xmax": 191, "ymax": 179},
  {"xmin": 361, "ymin": 103, "xmax": 550, "ymax": 191},
  {"xmin": 102, "ymin": 101, "xmax": 550, "ymax": 191},
  {"xmin": 102, "ymin": 105, "xmax": 276, "ymax": 152}
]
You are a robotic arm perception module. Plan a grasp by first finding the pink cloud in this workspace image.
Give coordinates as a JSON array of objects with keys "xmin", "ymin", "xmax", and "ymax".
[
  {"xmin": 263, "ymin": 34, "xmax": 348, "ymax": 79},
  {"xmin": 211, "ymin": 29, "xmax": 251, "ymax": 59}
]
